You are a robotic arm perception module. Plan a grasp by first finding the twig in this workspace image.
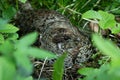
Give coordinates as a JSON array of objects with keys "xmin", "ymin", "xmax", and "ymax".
[
  {"xmin": 82, "ymin": 21, "xmax": 89, "ymax": 29},
  {"xmin": 37, "ymin": 57, "xmax": 48, "ymax": 80},
  {"xmin": 34, "ymin": 61, "xmax": 43, "ymax": 67},
  {"xmin": 83, "ymin": 18, "xmax": 99, "ymax": 23}
]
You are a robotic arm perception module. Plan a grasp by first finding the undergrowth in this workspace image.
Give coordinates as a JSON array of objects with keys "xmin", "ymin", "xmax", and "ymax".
[{"xmin": 0, "ymin": 0, "xmax": 120, "ymax": 80}]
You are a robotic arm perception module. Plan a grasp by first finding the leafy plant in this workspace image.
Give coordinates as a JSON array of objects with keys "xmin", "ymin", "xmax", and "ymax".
[
  {"xmin": 0, "ymin": 18, "xmax": 19, "ymax": 43},
  {"xmin": 82, "ymin": 10, "xmax": 120, "ymax": 34},
  {"xmin": 0, "ymin": 32, "xmax": 56, "ymax": 80},
  {"xmin": 1, "ymin": 0, "xmax": 120, "ymax": 80},
  {"xmin": 78, "ymin": 34, "xmax": 120, "ymax": 80},
  {"xmin": 0, "ymin": 0, "xmax": 18, "ymax": 43}
]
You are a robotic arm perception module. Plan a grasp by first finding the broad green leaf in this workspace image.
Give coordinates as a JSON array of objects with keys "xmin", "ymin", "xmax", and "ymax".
[
  {"xmin": 98, "ymin": 10, "xmax": 116, "ymax": 29},
  {"xmin": 19, "ymin": 0, "xmax": 27, "ymax": 3},
  {"xmin": 14, "ymin": 51, "xmax": 33, "ymax": 76},
  {"xmin": 92, "ymin": 34, "xmax": 120, "ymax": 60},
  {"xmin": 53, "ymin": 53, "xmax": 67, "ymax": 80},
  {"xmin": 82, "ymin": 10, "xmax": 102, "ymax": 19},
  {"xmin": 0, "ymin": 40, "xmax": 14, "ymax": 57},
  {"xmin": 98, "ymin": 10, "xmax": 115, "ymax": 20},
  {"xmin": 99, "ymin": 19, "xmax": 116, "ymax": 29},
  {"xmin": 0, "ymin": 24, "xmax": 19, "ymax": 33},
  {"xmin": 17, "ymin": 32, "xmax": 38, "ymax": 48},
  {"xmin": 28, "ymin": 47, "xmax": 56, "ymax": 59},
  {"xmin": 111, "ymin": 23, "xmax": 120, "ymax": 34},
  {"xmin": 0, "ymin": 34, "xmax": 4, "ymax": 43},
  {"xmin": 2, "ymin": 7, "xmax": 16, "ymax": 20},
  {"xmin": 78, "ymin": 67, "xmax": 95, "ymax": 75},
  {"xmin": 0, "ymin": 57, "xmax": 16, "ymax": 80}
]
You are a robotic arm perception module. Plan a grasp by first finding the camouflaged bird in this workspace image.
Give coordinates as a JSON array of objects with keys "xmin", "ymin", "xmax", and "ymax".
[{"xmin": 15, "ymin": 4, "xmax": 92, "ymax": 68}]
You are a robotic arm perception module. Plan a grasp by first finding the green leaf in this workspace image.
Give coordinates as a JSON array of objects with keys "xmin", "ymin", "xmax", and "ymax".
[
  {"xmin": 78, "ymin": 64, "xmax": 110, "ymax": 80},
  {"xmin": 98, "ymin": 10, "xmax": 116, "ymax": 29},
  {"xmin": 14, "ymin": 51, "xmax": 33, "ymax": 76},
  {"xmin": 0, "ymin": 57, "xmax": 16, "ymax": 80},
  {"xmin": 111, "ymin": 23, "xmax": 120, "ymax": 34},
  {"xmin": 92, "ymin": 34, "xmax": 120, "ymax": 59},
  {"xmin": 99, "ymin": 19, "xmax": 116, "ymax": 29},
  {"xmin": 82, "ymin": 10, "xmax": 102, "ymax": 19},
  {"xmin": 2, "ymin": 7, "xmax": 16, "ymax": 20},
  {"xmin": 92, "ymin": 34, "xmax": 120, "ymax": 76},
  {"xmin": 0, "ymin": 24, "xmax": 19, "ymax": 33},
  {"xmin": 78, "ymin": 68, "xmax": 97, "ymax": 80},
  {"xmin": 19, "ymin": 0, "xmax": 27, "ymax": 3},
  {"xmin": 82, "ymin": 10, "xmax": 117, "ymax": 30},
  {"xmin": 0, "ymin": 34, "xmax": 4, "ymax": 44},
  {"xmin": 0, "ymin": 40, "xmax": 14, "ymax": 58},
  {"xmin": 52, "ymin": 53, "xmax": 67, "ymax": 80},
  {"xmin": 78, "ymin": 67, "xmax": 95, "ymax": 75},
  {"xmin": 28, "ymin": 47, "xmax": 56, "ymax": 59},
  {"xmin": 17, "ymin": 32, "xmax": 38, "ymax": 48}
]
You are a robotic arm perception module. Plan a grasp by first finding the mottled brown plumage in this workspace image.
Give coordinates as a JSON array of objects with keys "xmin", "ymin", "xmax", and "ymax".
[
  {"xmin": 15, "ymin": 5, "xmax": 93, "ymax": 79},
  {"xmin": 15, "ymin": 9, "xmax": 92, "ymax": 67}
]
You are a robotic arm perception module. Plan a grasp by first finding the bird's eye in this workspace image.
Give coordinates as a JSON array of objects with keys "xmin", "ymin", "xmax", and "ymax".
[{"xmin": 52, "ymin": 34, "xmax": 71, "ymax": 43}]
